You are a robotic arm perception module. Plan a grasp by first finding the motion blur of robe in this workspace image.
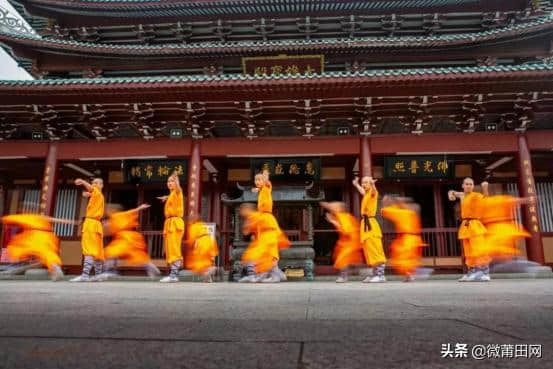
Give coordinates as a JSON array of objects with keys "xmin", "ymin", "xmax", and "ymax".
[
  {"xmin": 242, "ymin": 211, "xmax": 290, "ymax": 274},
  {"xmin": 105, "ymin": 210, "xmax": 151, "ymax": 266},
  {"xmin": 332, "ymin": 212, "xmax": 364, "ymax": 270},
  {"xmin": 2, "ymin": 214, "xmax": 61, "ymax": 272},
  {"xmin": 185, "ymin": 221, "xmax": 219, "ymax": 275},
  {"xmin": 381, "ymin": 204, "xmax": 426, "ymax": 276},
  {"xmin": 481, "ymin": 195, "xmax": 530, "ymax": 262}
]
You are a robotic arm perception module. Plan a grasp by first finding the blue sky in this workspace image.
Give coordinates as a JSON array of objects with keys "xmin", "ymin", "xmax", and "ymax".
[{"xmin": 0, "ymin": 0, "xmax": 33, "ymax": 80}]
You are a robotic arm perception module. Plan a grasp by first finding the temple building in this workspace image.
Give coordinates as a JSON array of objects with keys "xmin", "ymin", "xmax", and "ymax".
[{"xmin": 1, "ymin": 0, "xmax": 553, "ymax": 276}]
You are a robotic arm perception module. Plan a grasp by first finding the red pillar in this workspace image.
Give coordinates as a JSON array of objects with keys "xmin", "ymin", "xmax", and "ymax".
[
  {"xmin": 433, "ymin": 183, "xmax": 446, "ymax": 257},
  {"xmin": 187, "ymin": 140, "xmax": 202, "ymax": 219},
  {"xmin": 210, "ymin": 173, "xmax": 222, "ymax": 225},
  {"xmin": 360, "ymin": 136, "xmax": 372, "ymax": 178},
  {"xmin": 354, "ymin": 136, "xmax": 373, "ymax": 217},
  {"xmin": 517, "ymin": 134, "xmax": 545, "ymax": 264},
  {"xmin": 40, "ymin": 143, "xmax": 59, "ymax": 216}
]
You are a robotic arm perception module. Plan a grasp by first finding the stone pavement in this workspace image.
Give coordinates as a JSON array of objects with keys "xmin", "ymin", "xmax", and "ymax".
[{"xmin": 0, "ymin": 279, "xmax": 551, "ymax": 369}]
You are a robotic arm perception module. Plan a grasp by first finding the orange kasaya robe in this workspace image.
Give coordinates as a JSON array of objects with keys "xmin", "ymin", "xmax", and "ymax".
[
  {"xmin": 82, "ymin": 186, "xmax": 105, "ymax": 260},
  {"xmin": 163, "ymin": 189, "xmax": 184, "ymax": 265},
  {"xmin": 360, "ymin": 189, "xmax": 386, "ymax": 266},
  {"xmin": 381, "ymin": 205, "xmax": 426, "ymax": 276},
  {"xmin": 185, "ymin": 221, "xmax": 219, "ymax": 275},
  {"xmin": 481, "ymin": 195, "xmax": 530, "ymax": 261},
  {"xmin": 242, "ymin": 211, "xmax": 290, "ymax": 274},
  {"xmin": 2, "ymin": 214, "xmax": 61, "ymax": 272},
  {"xmin": 458, "ymin": 191, "xmax": 489, "ymax": 268},
  {"xmin": 104, "ymin": 210, "xmax": 151, "ymax": 266},
  {"xmin": 332, "ymin": 212, "xmax": 364, "ymax": 270}
]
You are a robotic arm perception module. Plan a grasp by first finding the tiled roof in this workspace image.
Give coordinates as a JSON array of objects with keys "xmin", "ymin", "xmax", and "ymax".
[
  {"xmin": 1, "ymin": 62, "xmax": 552, "ymax": 87},
  {"xmin": 16, "ymin": 0, "xmax": 482, "ymax": 18},
  {"xmin": 2, "ymin": 13, "xmax": 553, "ymax": 55}
]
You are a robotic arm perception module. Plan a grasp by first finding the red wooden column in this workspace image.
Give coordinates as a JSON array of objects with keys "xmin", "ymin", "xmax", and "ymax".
[
  {"xmin": 40, "ymin": 143, "xmax": 59, "ymax": 216},
  {"xmin": 360, "ymin": 136, "xmax": 373, "ymax": 178},
  {"xmin": 517, "ymin": 134, "xmax": 545, "ymax": 264},
  {"xmin": 186, "ymin": 140, "xmax": 202, "ymax": 219},
  {"xmin": 210, "ymin": 173, "xmax": 222, "ymax": 225},
  {"xmin": 433, "ymin": 183, "xmax": 446, "ymax": 257},
  {"xmin": 354, "ymin": 136, "xmax": 373, "ymax": 217}
]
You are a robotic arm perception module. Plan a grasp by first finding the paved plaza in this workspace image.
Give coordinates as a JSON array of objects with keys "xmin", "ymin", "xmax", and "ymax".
[{"xmin": 0, "ymin": 279, "xmax": 551, "ymax": 369}]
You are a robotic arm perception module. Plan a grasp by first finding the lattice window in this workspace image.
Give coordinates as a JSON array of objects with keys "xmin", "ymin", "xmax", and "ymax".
[
  {"xmin": 507, "ymin": 182, "xmax": 553, "ymax": 232},
  {"xmin": 536, "ymin": 182, "xmax": 553, "ymax": 232},
  {"xmin": 17, "ymin": 189, "xmax": 40, "ymax": 214},
  {"xmin": 52, "ymin": 188, "xmax": 78, "ymax": 237}
]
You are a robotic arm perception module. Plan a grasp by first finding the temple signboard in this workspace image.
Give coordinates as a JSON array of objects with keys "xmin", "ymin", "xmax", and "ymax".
[
  {"xmin": 242, "ymin": 54, "xmax": 324, "ymax": 76},
  {"xmin": 384, "ymin": 156, "xmax": 453, "ymax": 179},
  {"xmin": 251, "ymin": 157, "xmax": 321, "ymax": 181},
  {"xmin": 124, "ymin": 160, "xmax": 188, "ymax": 184}
]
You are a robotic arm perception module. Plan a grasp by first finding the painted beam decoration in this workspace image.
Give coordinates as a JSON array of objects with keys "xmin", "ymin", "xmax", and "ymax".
[
  {"xmin": 384, "ymin": 156, "xmax": 453, "ymax": 178},
  {"xmin": 242, "ymin": 54, "xmax": 324, "ymax": 76},
  {"xmin": 124, "ymin": 160, "xmax": 187, "ymax": 184},
  {"xmin": 251, "ymin": 157, "xmax": 321, "ymax": 181}
]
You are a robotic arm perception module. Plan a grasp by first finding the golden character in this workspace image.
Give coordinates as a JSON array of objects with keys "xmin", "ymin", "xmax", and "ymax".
[
  {"xmin": 145, "ymin": 165, "xmax": 153, "ymax": 179},
  {"xmin": 393, "ymin": 161, "xmax": 406, "ymax": 173},
  {"xmin": 409, "ymin": 160, "xmax": 419, "ymax": 174},
  {"xmin": 423, "ymin": 160, "xmax": 433, "ymax": 173},
  {"xmin": 285, "ymin": 65, "xmax": 300, "ymax": 75},
  {"xmin": 305, "ymin": 161, "xmax": 315, "ymax": 176},
  {"xmin": 158, "ymin": 165, "xmax": 170, "ymax": 177},
  {"xmin": 131, "ymin": 166, "xmax": 142, "ymax": 177},
  {"xmin": 289, "ymin": 164, "xmax": 300, "ymax": 175},
  {"xmin": 271, "ymin": 65, "xmax": 283, "ymax": 76},
  {"xmin": 437, "ymin": 160, "xmax": 449, "ymax": 173},
  {"xmin": 254, "ymin": 66, "xmax": 268, "ymax": 75},
  {"xmin": 173, "ymin": 165, "xmax": 184, "ymax": 176}
]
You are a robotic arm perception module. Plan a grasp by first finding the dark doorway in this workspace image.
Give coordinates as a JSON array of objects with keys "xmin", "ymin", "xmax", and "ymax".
[
  {"xmin": 404, "ymin": 184, "xmax": 435, "ymax": 228},
  {"xmin": 142, "ymin": 189, "xmax": 168, "ymax": 231},
  {"xmin": 109, "ymin": 189, "xmax": 138, "ymax": 213},
  {"xmin": 441, "ymin": 186, "xmax": 460, "ymax": 228}
]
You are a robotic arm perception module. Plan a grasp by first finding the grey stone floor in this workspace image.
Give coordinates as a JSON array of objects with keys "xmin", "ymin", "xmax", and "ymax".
[{"xmin": 0, "ymin": 280, "xmax": 551, "ymax": 369}]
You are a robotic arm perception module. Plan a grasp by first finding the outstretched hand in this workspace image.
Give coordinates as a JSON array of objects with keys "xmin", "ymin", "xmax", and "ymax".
[{"xmin": 157, "ymin": 196, "xmax": 168, "ymax": 203}]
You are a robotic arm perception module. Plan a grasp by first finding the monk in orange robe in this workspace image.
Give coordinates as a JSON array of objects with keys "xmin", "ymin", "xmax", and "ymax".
[
  {"xmin": 185, "ymin": 215, "xmax": 219, "ymax": 282},
  {"xmin": 158, "ymin": 171, "xmax": 184, "ymax": 283},
  {"xmin": 481, "ymin": 194, "xmax": 530, "ymax": 262},
  {"xmin": 353, "ymin": 176, "xmax": 387, "ymax": 283},
  {"xmin": 71, "ymin": 178, "xmax": 105, "ymax": 282},
  {"xmin": 448, "ymin": 178, "xmax": 490, "ymax": 282},
  {"xmin": 253, "ymin": 169, "xmax": 273, "ymax": 214},
  {"xmin": 320, "ymin": 201, "xmax": 364, "ymax": 283},
  {"xmin": 1, "ymin": 214, "xmax": 73, "ymax": 281},
  {"xmin": 94, "ymin": 203, "xmax": 160, "ymax": 281},
  {"xmin": 239, "ymin": 203, "xmax": 290, "ymax": 283},
  {"xmin": 381, "ymin": 196, "xmax": 427, "ymax": 282}
]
